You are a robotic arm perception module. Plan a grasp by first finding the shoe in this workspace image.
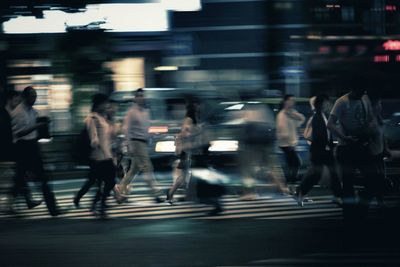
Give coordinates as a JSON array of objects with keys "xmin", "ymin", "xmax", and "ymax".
[
  {"xmin": 5, "ymin": 207, "xmax": 18, "ymax": 215},
  {"xmin": 50, "ymin": 208, "xmax": 66, "ymax": 217},
  {"xmin": 207, "ymin": 206, "xmax": 223, "ymax": 216},
  {"xmin": 294, "ymin": 191, "xmax": 304, "ymax": 207},
  {"xmin": 332, "ymin": 197, "xmax": 343, "ymax": 207},
  {"xmin": 27, "ymin": 200, "xmax": 42, "ymax": 209},
  {"xmin": 154, "ymin": 196, "xmax": 164, "ymax": 203},
  {"xmin": 73, "ymin": 197, "xmax": 80, "ymax": 209}
]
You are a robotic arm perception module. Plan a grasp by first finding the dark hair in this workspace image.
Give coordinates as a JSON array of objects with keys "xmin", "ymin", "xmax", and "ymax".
[
  {"xmin": 6, "ymin": 90, "xmax": 20, "ymax": 100},
  {"xmin": 314, "ymin": 94, "xmax": 328, "ymax": 111},
  {"xmin": 186, "ymin": 102, "xmax": 197, "ymax": 125},
  {"xmin": 22, "ymin": 86, "xmax": 34, "ymax": 99},
  {"xmin": 280, "ymin": 94, "xmax": 294, "ymax": 110},
  {"xmin": 91, "ymin": 93, "xmax": 109, "ymax": 112},
  {"xmin": 135, "ymin": 88, "xmax": 144, "ymax": 97}
]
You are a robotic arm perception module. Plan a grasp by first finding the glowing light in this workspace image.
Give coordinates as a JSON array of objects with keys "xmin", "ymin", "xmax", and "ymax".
[
  {"xmin": 337, "ymin": 46, "xmax": 349, "ymax": 53},
  {"xmin": 383, "ymin": 40, "xmax": 400, "ymax": 51},
  {"xmin": 154, "ymin": 66, "xmax": 179, "ymax": 71},
  {"xmin": 396, "ymin": 55, "xmax": 400, "ymax": 62},
  {"xmin": 374, "ymin": 55, "xmax": 390, "ymax": 63},
  {"xmin": 208, "ymin": 140, "xmax": 239, "ymax": 152},
  {"xmin": 155, "ymin": 141, "xmax": 175, "ymax": 153},
  {"xmin": 319, "ymin": 46, "xmax": 331, "ymax": 54},
  {"xmin": 385, "ymin": 5, "xmax": 397, "ymax": 11},
  {"xmin": 148, "ymin": 126, "xmax": 169, "ymax": 134}
]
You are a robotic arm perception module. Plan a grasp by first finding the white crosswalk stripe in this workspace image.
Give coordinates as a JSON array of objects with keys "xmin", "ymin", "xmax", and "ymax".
[{"xmin": 1, "ymin": 183, "xmax": 399, "ymax": 220}]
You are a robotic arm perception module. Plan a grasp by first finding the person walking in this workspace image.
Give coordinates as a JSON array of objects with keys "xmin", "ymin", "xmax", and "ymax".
[
  {"xmin": 73, "ymin": 96, "xmax": 123, "ymax": 208},
  {"xmin": 276, "ymin": 94, "xmax": 305, "ymax": 184},
  {"xmin": 166, "ymin": 102, "xmax": 199, "ymax": 204},
  {"xmin": 327, "ymin": 81, "xmax": 376, "ymax": 216},
  {"xmin": 295, "ymin": 95, "xmax": 342, "ymax": 206},
  {"xmin": 114, "ymin": 89, "xmax": 162, "ymax": 203},
  {"xmin": 83, "ymin": 93, "xmax": 116, "ymax": 218},
  {"xmin": 11, "ymin": 86, "xmax": 60, "ymax": 216},
  {"xmin": 368, "ymin": 93, "xmax": 391, "ymax": 208}
]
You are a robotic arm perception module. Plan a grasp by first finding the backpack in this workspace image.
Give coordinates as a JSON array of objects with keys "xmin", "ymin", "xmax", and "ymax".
[{"xmin": 73, "ymin": 125, "xmax": 92, "ymax": 165}]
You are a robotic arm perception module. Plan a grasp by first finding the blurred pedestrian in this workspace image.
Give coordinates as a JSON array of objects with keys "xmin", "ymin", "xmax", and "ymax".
[
  {"xmin": 114, "ymin": 89, "xmax": 163, "ymax": 203},
  {"xmin": 74, "ymin": 96, "xmax": 123, "ymax": 209},
  {"xmin": 295, "ymin": 95, "xmax": 342, "ymax": 206},
  {"xmin": 1, "ymin": 90, "xmax": 40, "ymax": 214},
  {"xmin": 166, "ymin": 102, "xmax": 199, "ymax": 204},
  {"xmin": 368, "ymin": 93, "xmax": 391, "ymax": 207},
  {"xmin": 327, "ymin": 81, "xmax": 376, "ymax": 213},
  {"xmin": 238, "ymin": 103, "xmax": 290, "ymax": 200},
  {"xmin": 276, "ymin": 95, "xmax": 305, "ymax": 184},
  {"xmin": 11, "ymin": 86, "xmax": 60, "ymax": 216},
  {"xmin": 81, "ymin": 93, "xmax": 116, "ymax": 218}
]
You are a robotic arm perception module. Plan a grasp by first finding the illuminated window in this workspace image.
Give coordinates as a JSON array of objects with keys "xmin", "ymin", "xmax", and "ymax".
[{"xmin": 105, "ymin": 58, "xmax": 145, "ymax": 91}]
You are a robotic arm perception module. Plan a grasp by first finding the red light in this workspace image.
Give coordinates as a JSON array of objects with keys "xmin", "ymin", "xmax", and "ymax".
[
  {"xmin": 385, "ymin": 5, "xmax": 397, "ymax": 11},
  {"xmin": 148, "ymin": 126, "xmax": 168, "ymax": 134},
  {"xmin": 337, "ymin": 46, "xmax": 349, "ymax": 53},
  {"xmin": 319, "ymin": 46, "xmax": 330, "ymax": 53},
  {"xmin": 396, "ymin": 55, "xmax": 400, "ymax": 62},
  {"xmin": 374, "ymin": 55, "xmax": 390, "ymax": 63},
  {"xmin": 383, "ymin": 40, "xmax": 400, "ymax": 51}
]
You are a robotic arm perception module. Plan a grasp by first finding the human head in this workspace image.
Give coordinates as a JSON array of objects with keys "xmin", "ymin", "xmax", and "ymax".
[
  {"xmin": 22, "ymin": 86, "xmax": 37, "ymax": 107},
  {"xmin": 186, "ymin": 102, "xmax": 198, "ymax": 124},
  {"xmin": 347, "ymin": 74, "xmax": 367, "ymax": 99},
  {"xmin": 134, "ymin": 88, "xmax": 145, "ymax": 106},
  {"xmin": 91, "ymin": 93, "xmax": 109, "ymax": 114},
  {"xmin": 281, "ymin": 94, "xmax": 295, "ymax": 110},
  {"xmin": 5, "ymin": 90, "xmax": 21, "ymax": 110},
  {"xmin": 313, "ymin": 94, "xmax": 329, "ymax": 113}
]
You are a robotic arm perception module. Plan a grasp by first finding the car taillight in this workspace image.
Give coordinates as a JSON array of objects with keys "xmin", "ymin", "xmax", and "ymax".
[{"xmin": 148, "ymin": 126, "xmax": 169, "ymax": 134}]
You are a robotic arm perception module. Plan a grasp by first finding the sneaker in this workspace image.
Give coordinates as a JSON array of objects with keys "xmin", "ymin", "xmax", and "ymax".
[
  {"xmin": 73, "ymin": 197, "xmax": 80, "ymax": 209},
  {"xmin": 154, "ymin": 196, "xmax": 164, "ymax": 203},
  {"xmin": 27, "ymin": 200, "xmax": 42, "ymax": 209},
  {"xmin": 207, "ymin": 206, "xmax": 223, "ymax": 216}
]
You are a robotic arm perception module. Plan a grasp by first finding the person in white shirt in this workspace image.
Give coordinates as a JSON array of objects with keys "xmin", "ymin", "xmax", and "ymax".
[
  {"xmin": 11, "ymin": 86, "xmax": 60, "ymax": 216},
  {"xmin": 276, "ymin": 94, "xmax": 305, "ymax": 184},
  {"xmin": 115, "ymin": 89, "xmax": 162, "ymax": 203},
  {"xmin": 79, "ymin": 93, "xmax": 116, "ymax": 218}
]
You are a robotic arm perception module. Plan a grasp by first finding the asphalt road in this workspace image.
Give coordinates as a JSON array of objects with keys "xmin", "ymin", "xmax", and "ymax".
[{"xmin": 0, "ymin": 170, "xmax": 400, "ymax": 267}]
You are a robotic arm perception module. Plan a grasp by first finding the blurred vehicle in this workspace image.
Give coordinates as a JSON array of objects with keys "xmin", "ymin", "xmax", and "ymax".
[
  {"xmin": 384, "ymin": 112, "xmax": 400, "ymax": 150},
  {"xmin": 110, "ymin": 88, "xmax": 222, "ymax": 167}
]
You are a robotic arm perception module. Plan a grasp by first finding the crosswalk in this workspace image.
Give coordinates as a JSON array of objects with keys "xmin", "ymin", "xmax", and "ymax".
[
  {"xmin": 1, "ymin": 180, "xmax": 399, "ymax": 220},
  {"xmin": 0, "ymin": 193, "xmax": 344, "ymax": 220}
]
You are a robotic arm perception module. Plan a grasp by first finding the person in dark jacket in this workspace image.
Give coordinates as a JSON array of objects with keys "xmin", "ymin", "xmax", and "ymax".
[{"xmin": 295, "ymin": 95, "xmax": 342, "ymax": 206}]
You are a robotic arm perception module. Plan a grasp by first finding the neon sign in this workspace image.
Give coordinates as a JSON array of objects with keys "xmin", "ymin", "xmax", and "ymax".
[
  {"xmin": 374, "ymin": 55, "xmax": 389, "ymax": 63},
  {"xmin": 383, "ymin": 40, "xmax": 400, "ymax": 51}
]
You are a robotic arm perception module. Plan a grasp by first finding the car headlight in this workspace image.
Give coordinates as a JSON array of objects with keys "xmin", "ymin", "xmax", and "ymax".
[
  {"xmin": 155, "ymin": 141, "xmax": 176, "ymax": 153},
  {"xmin": 208, "ymin": 140, "xmax": 238, "ymax": 152}
]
